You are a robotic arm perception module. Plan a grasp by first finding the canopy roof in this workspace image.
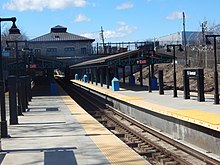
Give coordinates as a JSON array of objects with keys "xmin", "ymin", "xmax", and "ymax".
[{"xmin": 70, "ymin": 49, "xmax": 173, "ymax": 69}]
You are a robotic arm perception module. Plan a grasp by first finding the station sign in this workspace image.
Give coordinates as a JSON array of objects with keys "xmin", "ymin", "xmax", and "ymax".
[
  {"xmin": 137, "ymin": 59, "xmax": 147, "ymax": 65},
  {"xmin": 30, "ymin": 64, "xmax": 37, "ymax": 69},
  {"xmin": 183, "ymin": 68, "xmax": 204, "ymax": 101},
  {"xmin": 187, "ymin": 70, "xmax": 197, "ymax": 77}
]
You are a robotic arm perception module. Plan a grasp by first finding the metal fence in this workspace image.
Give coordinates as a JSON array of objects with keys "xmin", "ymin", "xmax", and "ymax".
[{"xmin": 156, "ymin": 41, "xmax": 220, "ymax": 69}]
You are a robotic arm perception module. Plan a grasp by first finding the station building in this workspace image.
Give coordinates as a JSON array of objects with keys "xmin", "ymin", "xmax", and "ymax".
[{"xmin": 28, "ymin": 25, "xmax": 95, "ymax": 63}]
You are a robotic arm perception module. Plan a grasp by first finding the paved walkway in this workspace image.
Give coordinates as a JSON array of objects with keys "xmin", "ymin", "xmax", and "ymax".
[
  {"xmin": 1, "ymin": 85, "xmax": 109, "ymax": 165},
  {"xmin": 0, "ymin": 83, "xmax": 147, "ymax": 165}
]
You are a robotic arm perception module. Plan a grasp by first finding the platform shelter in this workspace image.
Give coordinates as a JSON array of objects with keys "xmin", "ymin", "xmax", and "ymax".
[{"xmin": 70, "ymin": 48, "xmax": 173, "ymax": 88}]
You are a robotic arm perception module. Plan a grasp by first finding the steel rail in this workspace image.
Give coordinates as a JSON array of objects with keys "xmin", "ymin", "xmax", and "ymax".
[
  {"xmin": 103, "ymin": 110, "xmax": 191, "ymax": 164},
  {"xmin": 56, "ymin": 78, "xmax": 220, "ymax": 165},
  {"xmin": 106, "ymin": 104, "xmax": 220, "ymax": 165}
]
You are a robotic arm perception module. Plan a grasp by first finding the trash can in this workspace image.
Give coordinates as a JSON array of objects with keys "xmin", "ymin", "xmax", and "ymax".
[
  {"xmin": 50, "ymin": 83, "xmax": 57, "ymax": 95},
  {"xmin": 75, "ymin": 74, "xmax": 78, "ymax": 80},
  {"xmin": 111, "ymin": 77, "xmax": 119, "ymax": 91},
  {"xmin": 83, "ymin": 75, "xmax": 88, "ymax": 82},
  {"xmin": 129, "ymin": 75, "xmax": 135, "ymax": 86},
  {"xmin": 151, "ymin": 77, "xmax": 158, "ymax": 90}
]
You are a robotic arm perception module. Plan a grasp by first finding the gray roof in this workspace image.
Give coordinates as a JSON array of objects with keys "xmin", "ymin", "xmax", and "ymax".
[
  {"xmin": 70, "ymin": 49, "xmax": 140, "ymax": 68},
  {"xmin": 70, "ymin": 49, "xmax": 173, "ymax": 69},
  {"xmin": 29, "ymin": 25, "xmax": 95, "ymax": 42}
]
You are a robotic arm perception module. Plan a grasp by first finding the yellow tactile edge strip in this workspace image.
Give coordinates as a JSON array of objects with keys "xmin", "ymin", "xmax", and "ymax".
[
  {"xmin": 71, "ymin": 80, "xmax": 220, "ymax": 132},
  {"xmin": 57, "ymin": 85, "xmax": 147, "ymax": 165}
]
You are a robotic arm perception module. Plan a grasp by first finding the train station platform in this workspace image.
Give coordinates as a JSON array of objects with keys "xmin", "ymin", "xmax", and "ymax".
[
  {"xmin": 71, "ymin": 79, "xmax": 220, "ymax": 157},
  {"xmin": 0, "ymin": 83, "xmax": 147, "ymax": 165},
  {"xmin": 72, "ymin": 80, "xmax": 220, "ymax": 131}
]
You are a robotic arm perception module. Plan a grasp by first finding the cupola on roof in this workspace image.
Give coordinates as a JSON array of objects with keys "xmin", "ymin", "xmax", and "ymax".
[
  {"xmin": 51, "ymin": 25, "xmax": 67, "ymax": 33},
  {"xmin": 29, "ymin": 25, "xmax": 95, "ymax": 42}
]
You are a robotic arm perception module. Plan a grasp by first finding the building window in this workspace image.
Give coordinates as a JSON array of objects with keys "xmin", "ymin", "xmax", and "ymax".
[
  {"xmin": 47, "ymin": 48, "xmax": 57, "ymax": 52},
  {"xmin": 64, "ymin": 47, "xmax": 75, "ymax": 52},
  {"xmin": 34, "ymin": 49, "xmax": 41, "ymax": 55},
  {"xmin": 81, "ymin": 48, "xmax": 87, "ymax": 55}
]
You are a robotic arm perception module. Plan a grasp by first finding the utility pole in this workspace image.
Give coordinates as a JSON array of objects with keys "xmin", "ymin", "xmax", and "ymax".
[
  {"xmin": 183, "ymin": 12, "xmax": 188, "ymax": 67},
  {"xmin": 100, "ymin": 26, "xmax": 105, "ymax": 54},
  {"xmin": 201, "ymin": 20, "xmax": 207, "ymax": 43}
]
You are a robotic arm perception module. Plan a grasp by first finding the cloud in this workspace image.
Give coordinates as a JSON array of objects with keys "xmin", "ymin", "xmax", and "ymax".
[
  {"xmin": 117, "ymin": 21, "xmax": 126, "ymax": 26},
  {"xmin": 116, "ymin": 2, "xmax": 134, "ymax": 10},
  {"xmin": 81, "ymin": 32, "xmax": 96, "ymax": 39},
  {"xmin": 74, "ymin": 14, "xmax": 90, "ymax": 22},
  {"xmin": 166, "ymin": 11, "xmax": 185, "ymax": 20},
  {"xmin": 81, "ymin": 22, "xmax": 137, "ymax": 41},
  {"xmin": 3, "ymin": 0, "xmax": 88, "ymax": 11}
]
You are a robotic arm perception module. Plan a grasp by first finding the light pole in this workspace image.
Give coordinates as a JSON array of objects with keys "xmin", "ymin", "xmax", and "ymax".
[
  {"xmin": 183, "ymin": 12, "xmax": 188, "ymax": 67},
  {"xmin": 7, "ymin": 41, "xmax": 29, "ymax": 115},
  {"xmin": 0, "ymin": 17, "xmax": 20, "ymax": 137},
  {"xmin": 167, "ymin": 44, "xmax": 183, "ymax": 97},
  {"xmin": 205, "ymin": 35, "xmax": 219, "ymax": 104}
]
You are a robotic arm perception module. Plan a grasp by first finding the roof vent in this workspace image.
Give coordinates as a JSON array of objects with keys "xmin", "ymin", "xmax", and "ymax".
[{"xmin": 51, "ymin": 25, "xmax": 67, "ymax": 33}]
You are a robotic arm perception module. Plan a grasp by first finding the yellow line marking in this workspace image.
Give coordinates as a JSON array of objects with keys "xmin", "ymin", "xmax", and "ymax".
[
  {"xmin": 171, "ymin": 110, "xmax": 220, "ymax": 125},
  {"xmin": 71, "ymin": 80, "xmax": 220, "ymax": 131},
  {"xmin": 58, "ymin": 85, "xmax": 147, "ymax": 165},
  {"xmin": 177, "ymin": 90, "xmax": 214, "ymax": 97},
  {"xmin": 121, "ymin": 96, "xmax": 143, "ymax": 100}
]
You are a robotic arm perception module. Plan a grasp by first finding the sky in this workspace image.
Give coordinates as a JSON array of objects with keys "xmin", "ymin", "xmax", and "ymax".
[{"xmin": 1, "ymin": 0, "xmax": 220, "ymax": 43}]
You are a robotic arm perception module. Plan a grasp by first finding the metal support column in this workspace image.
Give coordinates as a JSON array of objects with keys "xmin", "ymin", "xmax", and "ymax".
[
  {"xmin": 151, "ymin": 64, "xmax": 154, "ymax": 78},
  {"xmin": 24, "ymin": 76, "xmax": 28, "ymax": 109},
  {"xmin": 27, "ymin": 75, "xmax": 32, "ymax": 101},
  {"xmin": 148, "ymin": 65, "xmax": 152, "ymax": 92},
  {"xmin": 130, "ymin": 65, "xmax": 133, "ymax": 76},
  {"xmin": 213, "ymin": 37, "xmax": 219, "ymax": 104},
  {"xmin": 115, "ymin": 67, "xmax": 119, "ymax": 79},
  {"xmin": 17, "ymin": 78, "xmax": 23, "ymax": 115},
  {"xmin": 173, "ymin": 47, "xmax": 177, "ymax": 97},
  {"xmin": 122, "ymin": 66, "xmax": 125, "ymax": 84},
  {"xmin": 139, "ymin": 65, "xmax": 143, "ymax": 86},
  {"xmin": 19, "ymin": 76, "xmax": 27, "ymax": 112},
  {"xmin": 100, "ymin": 68, "xmax": 103, "ymax": 87},
  {"xmin": 95, "ymin": 68, "xmax": 98, "ymax": 85},
  {"xmin": 183, "ymin": 69, "xmax": 190, "ymax": 99},
  {"xmin": 91, "ymin": 68, "xmax": 94, "ymax": 84},
  {"xmin": 0, "ymin": 81, "xmax": 7, "ymax": 137},
  {"xmin": 8, "ymin": 76, "xmax": 18, "ymax": 125},
  {"xmin": 158, "ymin": 70, "xmax": 164, "ymax": 95},
  {"xmin": 197, "ymin": 69, "xmax": 205, "ymax": 102},
  {"xmin": 106, "ymin": 67, "xmax": 110, "ymax": 89}
]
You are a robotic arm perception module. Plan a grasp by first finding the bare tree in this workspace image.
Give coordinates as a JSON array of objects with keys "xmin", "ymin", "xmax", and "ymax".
[
  {"xmin": 208, "ymin": 22, "xmax": 220, "ymax": 35},
  {"xmin": 1, "ymin": 25, "xmax": 29, "ymax": 58},
  {"xmin": 1, "ymin": 26, "xmax": 28, "ymax": 48}
]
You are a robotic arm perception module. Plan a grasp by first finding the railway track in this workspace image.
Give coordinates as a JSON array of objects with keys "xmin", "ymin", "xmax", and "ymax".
[{"xmin": 57, "ymin": 78, "xmax": 220, "ymax": 165}]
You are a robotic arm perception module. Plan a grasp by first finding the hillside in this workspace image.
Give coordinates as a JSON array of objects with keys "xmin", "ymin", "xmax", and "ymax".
[{"xmin": 133, "ymin": 64, "xmax": 219, "ymax": 93}]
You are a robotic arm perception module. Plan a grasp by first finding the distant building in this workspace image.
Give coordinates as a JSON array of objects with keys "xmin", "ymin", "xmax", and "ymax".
[
  {"xmin": 28, "ymin": 25, "xmax": 95, "ymax": 58},
  {"xmin": 156, "ymin": 31, "xmax": 213, "ymax": 46}
]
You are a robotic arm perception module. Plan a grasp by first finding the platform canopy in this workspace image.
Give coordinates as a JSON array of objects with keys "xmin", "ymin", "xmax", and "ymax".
[{"xmin": 70, "ymin": 48, "xmax": 173, "ymax": 69}]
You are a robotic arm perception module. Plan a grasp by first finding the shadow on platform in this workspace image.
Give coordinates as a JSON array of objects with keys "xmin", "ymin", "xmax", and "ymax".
[
  {"xmin": 119, "ymin": 82, "xmax": 150, "ymax": 92},
  {"xmin": 0, "ymin": 147, "xmax": 78, "ymax": 165}
]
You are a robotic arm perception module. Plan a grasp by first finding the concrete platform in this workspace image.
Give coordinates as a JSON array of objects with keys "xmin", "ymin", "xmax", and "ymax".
[
  {"xmin": 71, "ymin": 80, "xmax": 220, "ymax": 158},
  {"xmin": 0, "ymin": 83, "xmax": 147, "ymax": 165}
]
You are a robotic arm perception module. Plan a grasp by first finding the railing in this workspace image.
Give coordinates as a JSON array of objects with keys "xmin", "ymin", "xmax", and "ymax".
[{"xmin": 91, "ymin": 41, "xmax": 154, "ymax": 55}]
